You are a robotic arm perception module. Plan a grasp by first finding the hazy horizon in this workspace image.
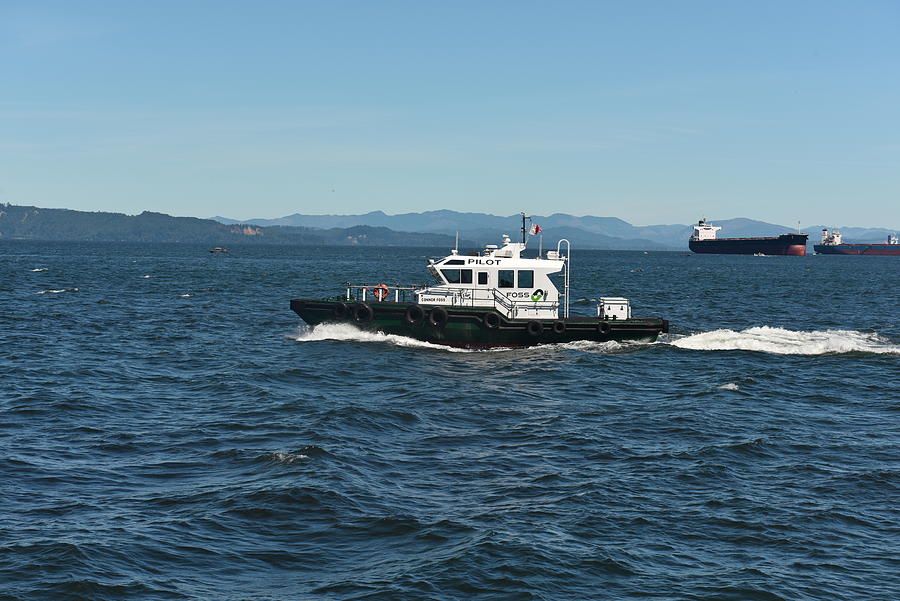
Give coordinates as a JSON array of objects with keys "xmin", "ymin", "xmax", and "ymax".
[{"xmin": 9, "ymin": 201, "xmax": 897, "ymax": 232}]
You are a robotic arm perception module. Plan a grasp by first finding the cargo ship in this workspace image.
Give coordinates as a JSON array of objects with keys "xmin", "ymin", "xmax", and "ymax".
[
  {"xmin": 814, "ymin": 228, "xmax": 900, "ymax": 255},
  {"xmin": 688, "ymin": 218, "xmax": 808, "ymax": 256}
]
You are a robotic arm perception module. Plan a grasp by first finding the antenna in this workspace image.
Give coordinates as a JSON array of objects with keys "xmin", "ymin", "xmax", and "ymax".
[{"xmin": 454, "ymin": 231, "xmax": 459, "ymax": 254}]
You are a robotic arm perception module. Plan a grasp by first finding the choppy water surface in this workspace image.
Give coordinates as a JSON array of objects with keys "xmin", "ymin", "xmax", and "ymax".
[{"xmin": 2, "ymin": 241, "xmax": 898, "ymax": 601}]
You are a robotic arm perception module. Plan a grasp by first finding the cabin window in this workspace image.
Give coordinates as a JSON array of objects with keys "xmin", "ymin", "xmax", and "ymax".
[
  {"xmin": 478, "ymin": 272, "xmax": 488, "ymax": 285},
  {"xmin": 441, "ymin": 269, "xmax": 472, "ymax": 284},
  {"xmin": 518, "ymin": 270, "xmax": 534, "ymax": 288},
  {"xmin": 441, "ymin": 269, "xmax": 460, "ymax": 283},
  {"xmin": 498, "ymin": 270, "xmax": 514, "ymax": 288},
  {"xmin": 444, "ymin": 259, "xmax": 465, "ymax": 265}
]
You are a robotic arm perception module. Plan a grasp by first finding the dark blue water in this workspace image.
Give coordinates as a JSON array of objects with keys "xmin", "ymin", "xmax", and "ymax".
[{"xmin": 2, "ymin": 241, "xmax": 898, "ymax": 601}]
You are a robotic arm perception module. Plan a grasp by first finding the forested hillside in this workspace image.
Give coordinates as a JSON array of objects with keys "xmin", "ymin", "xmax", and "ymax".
[{"xmin": 0, "ymin": 205, "xmax": 461, "ymax": 247}]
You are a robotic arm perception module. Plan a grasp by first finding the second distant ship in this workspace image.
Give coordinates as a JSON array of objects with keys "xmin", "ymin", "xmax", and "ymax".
[
  {"xmin": 814, "ymin": 228, "xmax": 900, "ymax": 255},
  {"xmin": 689, "ymin": 219, "xmax": 808, "ymax": 256}
]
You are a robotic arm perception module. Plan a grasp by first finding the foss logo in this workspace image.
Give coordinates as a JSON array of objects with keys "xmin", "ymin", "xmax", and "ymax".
[{"xmin": 508, "ymin": 289, "xmax": 544, "ymax": 301}]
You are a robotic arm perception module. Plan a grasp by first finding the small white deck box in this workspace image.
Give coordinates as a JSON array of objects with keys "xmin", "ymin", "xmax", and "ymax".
[{"xmin": 598, "ymin": 297, "xmax": 631, "ymax": 320}]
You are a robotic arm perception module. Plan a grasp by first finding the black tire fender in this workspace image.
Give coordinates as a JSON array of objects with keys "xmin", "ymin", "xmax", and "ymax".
[
  {"xmin": 404, "ymin": 304, "xmax": 425, "ymax": 325},
  {"xmin": 428, "ymin": 306, "xmax": 449, "ymax": 328},
  {"xmin": 526, "ymin": 320, "xmax": 543, "ymax": 337},
  {"xmin": 599, "ymin": 321, "xmax": 611, "ymax": 335},
  {"xmin": 552, "ymin": 320, "xmax": 566, "ymax": 335},
  {"xmin": 483, "ymin": 312, "xmax": 501, "ymax": 329},
  {"xmin": 333, "ymin": 301, "xmax": 348, "ymax": 318},
  {"xmin": 353, "ymin": 303, "xmax": 374, "ymax": 323}
]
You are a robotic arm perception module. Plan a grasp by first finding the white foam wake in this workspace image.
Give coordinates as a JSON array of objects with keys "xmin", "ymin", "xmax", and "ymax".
[
  {"xmin": 36, "ymin": 288, "xmax": 79, "ymax": 295},
  {"xmin": 670, "ymin": 326, "xmax": 899, "ymax": 356},
  {"xmin": 289, "ymin": 323, "xmax": 640, "ymax": 354},
  {"xmin": 289, "ymin": 323, "xmax": 480, "ymax": 352},
  {"xmin": 552, "ymin": 339, "xmax": 635, "ymax": 354}
]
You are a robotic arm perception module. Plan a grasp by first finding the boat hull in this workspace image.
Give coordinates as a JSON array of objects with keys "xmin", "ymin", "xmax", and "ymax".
[
  {"xmin": 813, "ymin": 244, "xmax": 900, "ymax": 256},
  {"xmin": 291, "ymin": 299, "xmax": 668, "ymax": 349},
  {"xmin": 689, "ymin": 234, "xmax": 808, "ymax": 256}
]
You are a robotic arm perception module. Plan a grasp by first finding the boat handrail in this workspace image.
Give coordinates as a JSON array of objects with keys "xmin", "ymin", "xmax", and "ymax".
[
  {"xmin": 556, "ymin": 239, "xmax": 571, "ymax": 318},
  {"xmin": 345, "ymin": 282, "xmax": 426, "ymax": 303},
  {"xmin": 343, "ymin": 281, "xmax": 559, "ymax": 316},
  {"xmin": 492, "ymin": 289, "xmax": 515, "ymax": 314},
  {"xmin": 413, "ymin": 286, "xmax": 555, "ymax": 307}
]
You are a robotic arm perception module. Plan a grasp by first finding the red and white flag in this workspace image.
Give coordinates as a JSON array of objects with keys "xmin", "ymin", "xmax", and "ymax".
[{"xmin": 529, "ymin": 224, "xmax": 542, "ymax": 235}]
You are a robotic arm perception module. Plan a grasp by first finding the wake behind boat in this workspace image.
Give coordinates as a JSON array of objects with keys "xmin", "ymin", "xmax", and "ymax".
[{"xmin": 291, "ymin": 214, "xmax": 668, "ymax": 348}]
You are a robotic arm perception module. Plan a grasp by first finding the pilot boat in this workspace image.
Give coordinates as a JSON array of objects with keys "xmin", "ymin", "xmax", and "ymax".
[{"xmin": 291, "ymin": 214, "xmax": 668, "ymax": 348}]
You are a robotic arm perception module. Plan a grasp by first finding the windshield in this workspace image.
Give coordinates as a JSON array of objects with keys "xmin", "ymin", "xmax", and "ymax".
[{"xmin": 427, "ymin": 265, "xmax": 443, "ymax": 283}]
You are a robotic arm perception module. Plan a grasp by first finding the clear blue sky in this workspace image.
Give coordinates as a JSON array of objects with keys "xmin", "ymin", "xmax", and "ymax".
[{"xmin": 2, "ymin": 1, "xmax": 898, "ymax": 227}]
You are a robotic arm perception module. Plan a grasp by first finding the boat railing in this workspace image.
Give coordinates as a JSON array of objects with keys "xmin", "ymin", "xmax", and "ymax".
[
  {"xmin": 345, "ymin": 283, "xmax": 425, "ymax": 303},
  {"xmin": 345, "ymin": 282, "xmax": 559, "ymax": 316},
  {"xmin": 414, "ymin": 287, "xmax": 557, "ymax": 314},
  {"xmin": 556, "ymin": 238, "xmax": 570, "ymax": 318},
  {"xmin": 491, "ymin": 289, "xmax": 517, "ymax": 316}
]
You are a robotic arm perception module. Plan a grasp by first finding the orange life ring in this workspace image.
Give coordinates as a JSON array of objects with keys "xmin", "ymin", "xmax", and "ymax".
[{"xmin": 372, "ymin": 283, "xmax": 390, "ymax": 301}]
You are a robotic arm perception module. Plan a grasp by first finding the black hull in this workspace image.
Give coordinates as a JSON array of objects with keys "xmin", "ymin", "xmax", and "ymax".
[
  {"xmin": 291, "ymin": 299, "xmax": 668, "ymax": 349},
  {"xmin": 814, "ymin": 244, "xmax": 900, "ymax": 256},
  {"xmin": 689, "ymin": 234, "xmax": 808, "ymax": 256}
]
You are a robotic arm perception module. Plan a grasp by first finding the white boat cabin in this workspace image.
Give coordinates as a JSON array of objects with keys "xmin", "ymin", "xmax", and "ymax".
[
  {"xmin": 345, "ymin": 215, "xmax": 635, "ymax": 321},
  {"xmin": 416, "ymin": 233, "xmax": 569, "ymax": 320}
]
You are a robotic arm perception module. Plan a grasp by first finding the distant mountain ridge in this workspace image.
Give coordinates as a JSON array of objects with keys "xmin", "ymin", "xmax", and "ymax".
[
  {"xmin": 0, "ymin": 204, "xmax": 467, "ymax": 247},
  {"xmin": 212, "ymin": 210, "xmax": 899, "ymax": 248},
  {"xmin": 2, "ymin": 204, "xmax": 894, "ymax": 249}
]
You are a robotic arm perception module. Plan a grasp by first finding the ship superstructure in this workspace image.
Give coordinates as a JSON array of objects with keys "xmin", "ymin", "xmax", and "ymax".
[{"xmin": 691, "ymin": 218, "xmax": 722, "ymax": 241}]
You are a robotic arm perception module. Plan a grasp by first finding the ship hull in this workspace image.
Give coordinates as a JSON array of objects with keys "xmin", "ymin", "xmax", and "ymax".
[
  {"xmin": 291, "ymin": 299, "xmax": 668, "ymax": 349},
  {"xmin": 813, "ymin": 244, "xmax": 900, "ymax": 256},
  {"xmin": 689, "ymin": 234, "xmax": 808, "ymax": 256}
]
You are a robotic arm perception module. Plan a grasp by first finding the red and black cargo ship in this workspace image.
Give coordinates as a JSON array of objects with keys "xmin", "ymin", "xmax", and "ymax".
[
  {"xmin": 688, "ymin": 219, "xmax": 808, "ymax": 256},
  {"xmin": 814, "ymin": 228, "xmax": 900, "ymax": 255}
]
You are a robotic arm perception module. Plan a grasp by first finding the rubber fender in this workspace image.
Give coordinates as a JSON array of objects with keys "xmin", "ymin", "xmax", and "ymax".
[
  {"xmin": 428, "ymin": 306, "xmax": 449, "ymax": 328},
  {"xmin": 404, "ymin": 304, "xmax": 425, "ymax": 325},
  {"xmin": 483, "ymin": 312, "xmax": 501, "ymax": 329},
  {"xmin": 353, "ymin": 303, "xmax": 374, "ymax": 323},
  {"xmin": 526, "ymin": 320, "xmax": 543, "ymax": 337}
]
